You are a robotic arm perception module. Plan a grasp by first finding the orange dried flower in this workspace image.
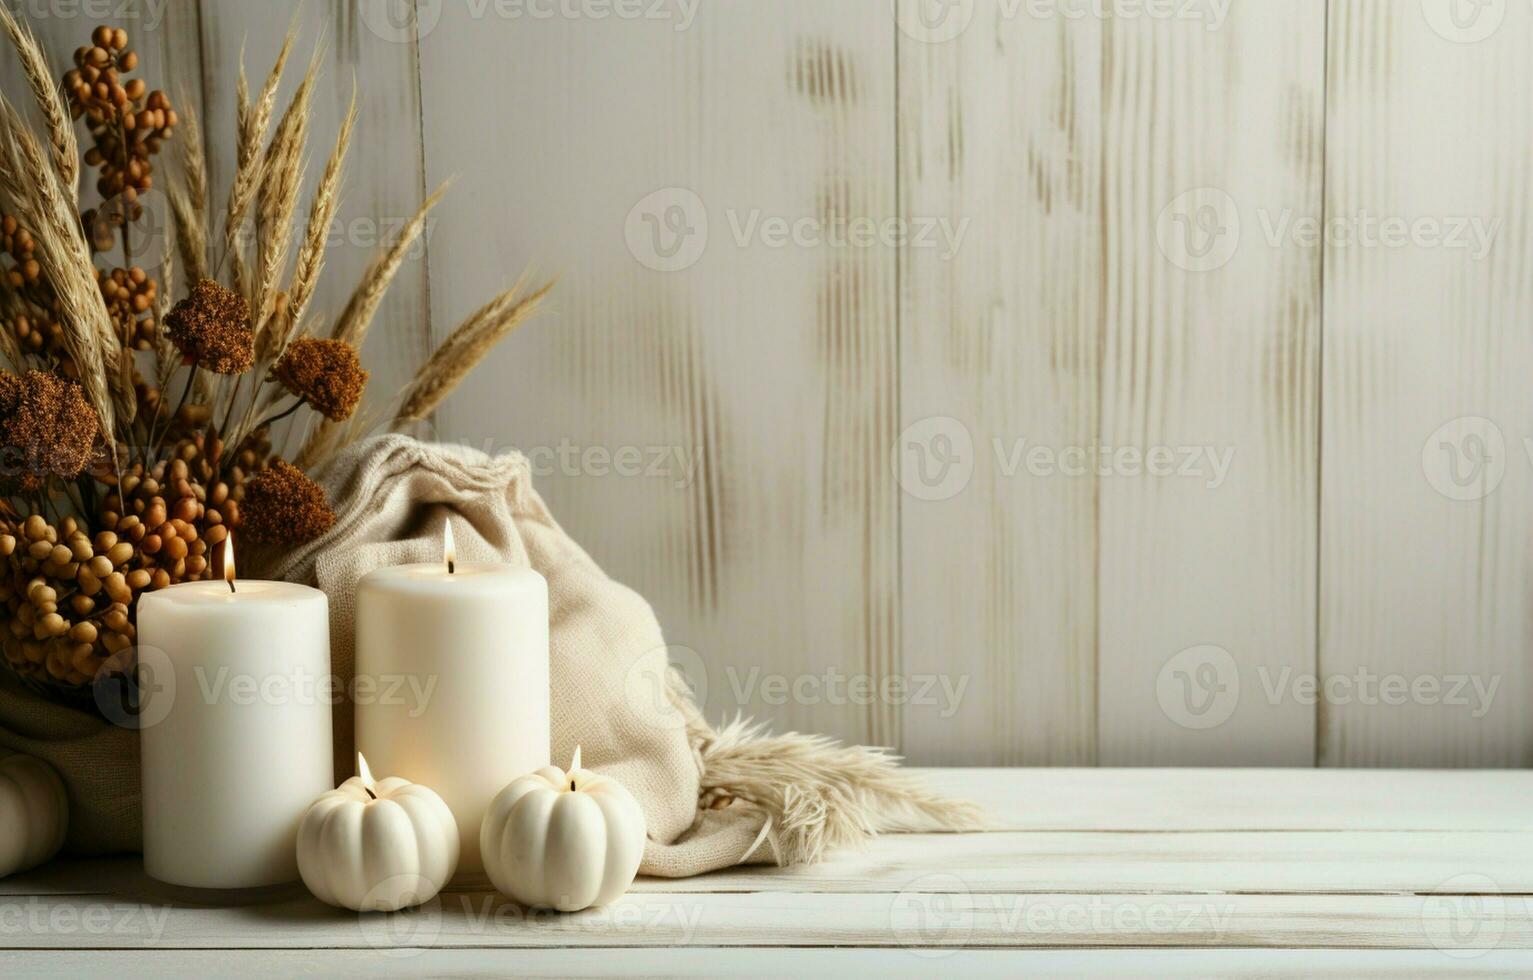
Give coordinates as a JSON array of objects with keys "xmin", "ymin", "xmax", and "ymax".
[
  {"xmin": 239, "ymin": 459, "xmax": 334, "ymax": 546},
  {"xmin": 0, "ymin": 371, "xmax": 101, "ymax": 491},
  {"xmin": 164, "ymin": 278, "xmax": 253, "ymax": 373}
]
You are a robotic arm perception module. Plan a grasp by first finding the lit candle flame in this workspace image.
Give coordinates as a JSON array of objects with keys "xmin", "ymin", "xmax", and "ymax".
[
  {"xmin": 569, "ymin": 745, "xmax": 581, "ymax": 792},
  {"xmin": 444, "ymin": 519, "xmax": 456, "ymax": 575},
  {"xmin": 223, "ymin": 534, "xmax": 236, "ymax": 593},
  {"xmin": 357, "ymin": 752, "xmax": 377, "ymax": 799}
]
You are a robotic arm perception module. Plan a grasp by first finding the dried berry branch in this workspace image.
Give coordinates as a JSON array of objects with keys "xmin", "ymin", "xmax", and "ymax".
[{"xmin": 0, "ymin": 16, "xmax": 547, "ymax": 696}]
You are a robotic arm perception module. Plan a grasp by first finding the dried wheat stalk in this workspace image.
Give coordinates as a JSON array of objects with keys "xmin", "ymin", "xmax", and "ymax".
[
  {"xmin": 223, "ymin": 25, "xmax": 295, "ymax": 293},
  {"xmin": 0, "ymin": 291, "xmax": 26, "ymax": 369},
  {"xmin": 330, "ymin": 181, "xmax": 449, "ymax": 347},
  {"xmin": 152, "ymin": 249, "xmax": 178, "ymax": 390},
  {"xmin": 283, "ymin": 85, "xmax": 356, "ymax": 348},
  {"xmin": 396, "ymin": 276, "xmax": 554, "ymax": 422},
  {"xmin": 251, "ymin": 45, "xmax": 320, "ymax": 351},
  {"xmin": 0, "ymin": 3, "xmax": 78, "ymax": 198},
  {"xmin": 171, "ymin": 92, "xmax": 209, "ymax": 283},
  {"xmin": 0, "ymin": 97, "xmax": 117, "ymax": 439}
]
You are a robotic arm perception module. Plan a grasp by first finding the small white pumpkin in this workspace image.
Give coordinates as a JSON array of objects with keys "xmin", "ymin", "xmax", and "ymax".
[
  {"xmin": 0, "ymin": 751, "xmax": 68, "ymax": 878},
  {"xmin": 481, "ymin": 747, "xmax": 646, "ymax": 911},
  {"xmin": 296, "ymin": 755, "xmax": 459, "ymax": 912}
]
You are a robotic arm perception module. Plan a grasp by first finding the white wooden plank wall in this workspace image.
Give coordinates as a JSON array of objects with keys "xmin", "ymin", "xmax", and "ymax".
[
  {"xmin": 3, "ymin": 0, "xmax": 1528, "ymax": 766},
  {"xmin": 1092, "ymin": 0, "xmax": 1325, "ymax": 764},
  {"xmin": 897, "ymin": 3, "xmax": 1103, "ymax": 765},
  {"xmin": 1320, "ymin": 0, "xmax": 1533, "ymax": 766}
]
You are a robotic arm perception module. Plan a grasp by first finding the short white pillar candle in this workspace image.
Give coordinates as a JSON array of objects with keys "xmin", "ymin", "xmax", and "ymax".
[{"xmin": 354, "ymin": 523, "xmax": 550, "ymax": 873}]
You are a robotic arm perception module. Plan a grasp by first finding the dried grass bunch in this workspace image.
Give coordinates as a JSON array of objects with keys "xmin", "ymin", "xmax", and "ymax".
[{"xmin": 0, "ymin": 16, "xmax": 550, "ymax": 694}]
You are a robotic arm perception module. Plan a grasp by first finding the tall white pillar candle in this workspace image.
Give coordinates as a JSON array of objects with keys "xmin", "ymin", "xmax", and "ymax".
[
  {"xmin": 354, "ymin": 528, "xmax": 550, "ymax": 873},
  {"xmin": 137, "ymin": 556, "xmax": 333, "ymax": 890}
]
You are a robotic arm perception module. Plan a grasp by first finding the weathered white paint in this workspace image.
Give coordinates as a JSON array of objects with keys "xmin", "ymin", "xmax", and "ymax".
[
  {"xmin": 3, "ymin": 2, "xmax": 1528, "ymax": 766},
  {"xmin": 1320, "ymin": 0, "xmax": 1533, "ymax": 766},
  {"xmin": 415, "ymin": 2, "xmax": 901, "ymax": 748},
  {"xmin": 897, "ymin": 2, "xmax": 1102, "ymax": 765},
  {"xmin": 1092, "ymin": 0, "xmax": 1326, "ymax": 764},
  {"xmin": 3, "ymin": 769, "xmax": 1531, "ymax": 964}
]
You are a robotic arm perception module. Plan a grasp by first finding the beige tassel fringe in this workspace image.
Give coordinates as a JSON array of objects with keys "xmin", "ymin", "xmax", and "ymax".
[{"xmin": 667, "ymin": 668, "xmax": 984, "ymax": 866}]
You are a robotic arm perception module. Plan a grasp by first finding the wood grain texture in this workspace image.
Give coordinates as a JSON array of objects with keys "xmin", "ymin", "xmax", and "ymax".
[
  {"xmin": 896, "ymin": 2, "xmax": 1101, "ymax": 764},
  {"xmin": 194, "ymin": 0, "xmax": 433, "ymax": 453},
  {"xmin": 416, "ymin": 3, "xmax": 900, "ymax": 746},
  {"xmin": 6, "ymin": 2, "xmax": 1532, "ymax": 767},
  {"xmin": 5, "ymin": 768, "xmax": 1531, "ymax": 901},
  {"xmin": 5, "ymin": 770, "xmax": 1531, "ymax": 961},
  {"xmin": 1, "ymin": 889, "xmax": 1528, "ymax": 950},
  {"xmin": 1092, "ymin": 0, "xmax": 1326, "ymax": 763},
  {"xmin": 1319, "ymin": 0, "xmax": 1533, "ymax": 765},
  {"xmin": 9, "ymin": 948, "xmax": 1533, "ymax": 977},
  {"xmin": 17, "ymin": 828, "xmax": 1530, "ymax": 898}
]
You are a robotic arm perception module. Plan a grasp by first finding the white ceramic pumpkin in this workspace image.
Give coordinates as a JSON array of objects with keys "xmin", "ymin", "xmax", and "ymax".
[
  {"xmin": 296, "ymin": 755, "xmax": 459, "ymax": 912},
  {"xmin": 0, "ymin": 751, "xmax": 68, "ymax": 878},
  {"xmin": 481, "ymin": 747, "xmax": 646, "ymax": 911}
]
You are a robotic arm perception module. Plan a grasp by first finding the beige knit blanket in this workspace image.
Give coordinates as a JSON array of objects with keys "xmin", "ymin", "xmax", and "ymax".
[{"xmin": 1, "ymin": 435, "xmax": 977, "ymax": 874}]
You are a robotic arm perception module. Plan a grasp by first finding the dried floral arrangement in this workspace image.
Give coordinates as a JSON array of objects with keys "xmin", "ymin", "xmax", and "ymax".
[{"xmin": 0, "ymin": 15, "xmax": 550, "ymax": 694}]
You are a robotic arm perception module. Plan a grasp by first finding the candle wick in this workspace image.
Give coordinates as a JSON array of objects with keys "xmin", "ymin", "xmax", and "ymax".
[
  {"xmin": 448, "ymin": 559, "xmax": 455, "ymax": 575},
  {"xmin": 227, "ymin": 579, "xmax": 236, "ymax": 594},
  {"xmin": 364, "ymin": 787, "xmax": 376, "ymax": 800},
  {"xmin": 570, "ymin": 780, "xmax": 576, "ymax": 792}
]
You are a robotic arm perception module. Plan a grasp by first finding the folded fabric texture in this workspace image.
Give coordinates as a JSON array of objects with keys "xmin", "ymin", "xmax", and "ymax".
[{"xmin": 1, "ymin": 433, "xmax": 979, "ymax": 871}]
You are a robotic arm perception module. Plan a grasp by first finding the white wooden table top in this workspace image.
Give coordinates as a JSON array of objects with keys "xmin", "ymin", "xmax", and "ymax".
[{"xmin": 4, "ymin": 768, "xmax": 1532, "ymax": 977}]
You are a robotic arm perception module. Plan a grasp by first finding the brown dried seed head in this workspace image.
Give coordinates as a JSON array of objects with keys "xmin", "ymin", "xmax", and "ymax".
[
  {"xmin": 271, "ymin": 338, "xmax": 368, "ymax": 422},
  {"xmin": 163, "ymin": 279, "xmax": 253, "ymax": 374},
  {"xmin": 239, "ymin": 460, "xmax": 335, "ymax": 546},
  {"xmin": 0, "ymin": 371, "xmax": 102, "ymax": 491}
]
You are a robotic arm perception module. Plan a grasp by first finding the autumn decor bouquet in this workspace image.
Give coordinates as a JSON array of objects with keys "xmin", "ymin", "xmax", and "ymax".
[{"xmin": 0, "ymin": 14, "xmax": 549, "ymax": 696}]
